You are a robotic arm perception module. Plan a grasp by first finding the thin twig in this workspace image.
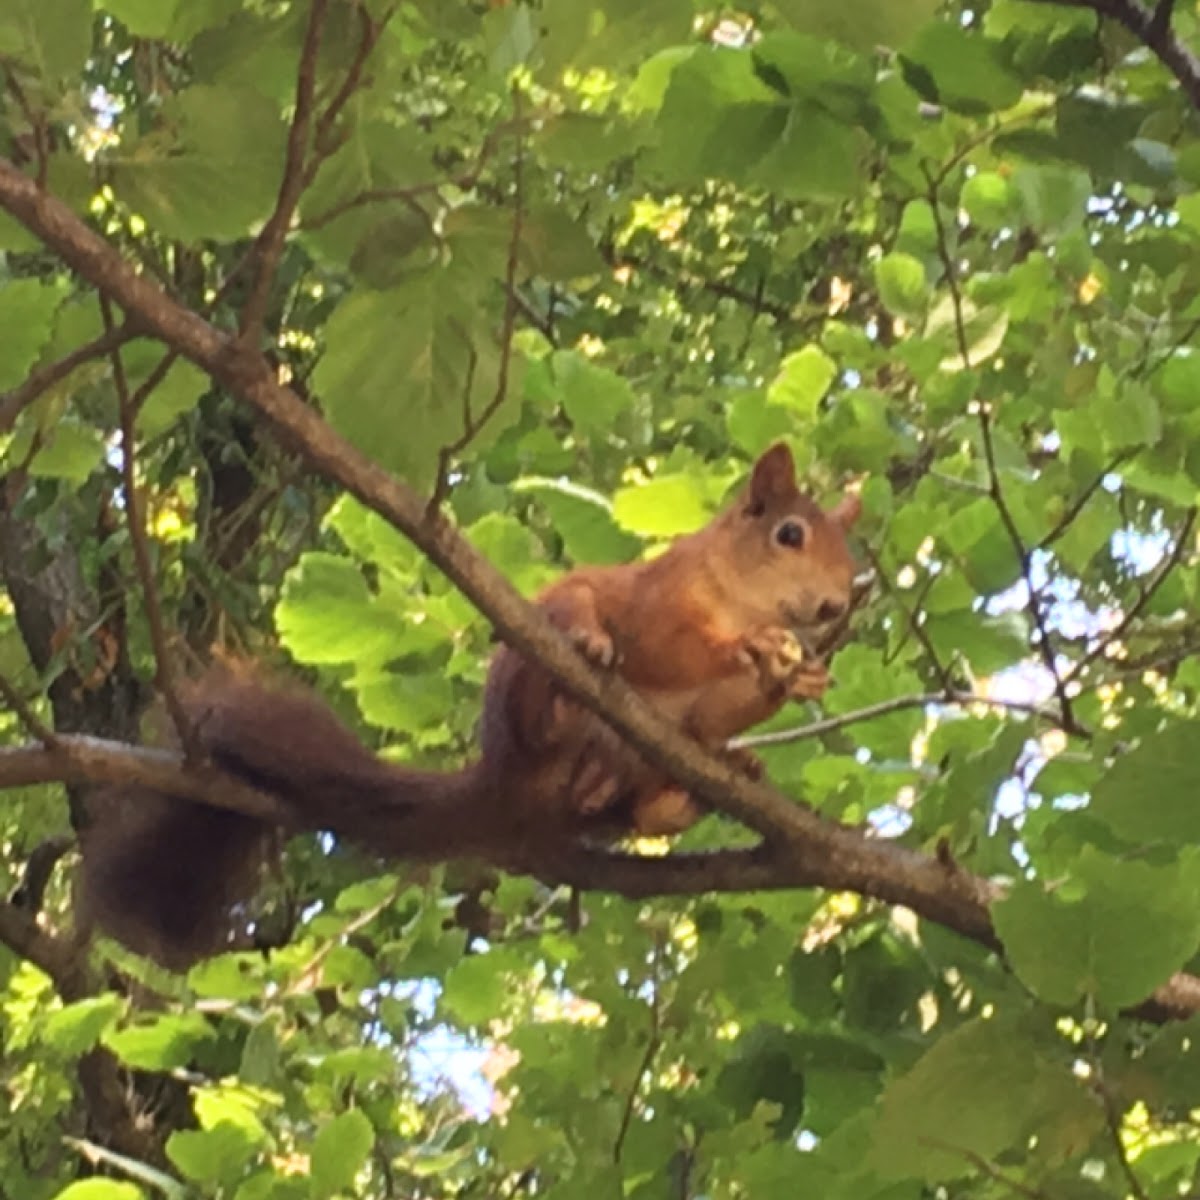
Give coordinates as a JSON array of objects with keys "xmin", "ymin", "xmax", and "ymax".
[
  {"xmin": 1083, "ymin": 1003, "xmax": 1151, "ymax": 1200},
  {"xmin": 924, "ymin": 166, "xmax": 1082, "ymax": 734},
  {"xmin": 0, "ymin": 322, "xmax": 136, "ymax": 434},
  {"xmin": 428, "ymin": 83, "xmax": 527, "ymax": 512},
  {"xmin": 307, "ymin": 4, "xmax": 392, "ymax": 166},
  {"xmin": 100, "ymin": 297, "xmax": 197, "ymax": 759},
  {"xmin": 285, "ymin": 880, "xmax": 404, "ymax": 996},
  {"xmin": 238, "ymin": 0, "xmax": 330, "ymax": 342},
  {"xmin": 613, "ymin": 933, "xmax": 664, "ymax": 1167},
  {"xmin": 0, "ymin": 671, "xmax": 58, "ymax": 747},
  {"xmin": 300, "ymin": 111, "xmax": 533, "ymax": 231},
  {"xmin": 732, "ymin": 689, "xmax": 1066, "ymax": 750},
  {"xmin": 1066, "ymin": 507, "xmax": 1197, "ymax": 683},
  {"xmin": 864, "ymin": 546, "xmax": 957, "ymax": 693},
  {"xmin": 979, "ymin": 403, "xmax": 1082, "ymax": 732},
  {"xmin": 923, "ymin": 165, "xmax": 971, "ymax": 365},
  {"xmin": 918, "ymin": 1137, "xmax": 1056, "ymax": 1200},
  {"xmin": 6, "ymin": 74, "xmax": 48, "ymax": 187},
  {"xmin": 1036, "ymin": 450, "xmax": 1133, "ymax": 550}
]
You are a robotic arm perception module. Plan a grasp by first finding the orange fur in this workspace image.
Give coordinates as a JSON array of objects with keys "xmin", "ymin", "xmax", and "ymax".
[{"xmin": 79, "ymin": 444, "xmax": 860, "ymax": 964}]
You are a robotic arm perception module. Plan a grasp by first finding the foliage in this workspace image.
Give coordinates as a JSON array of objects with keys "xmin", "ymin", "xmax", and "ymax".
[{"xmin": 0, "ymin": 0, "xmax": 1198, "ymax": 1197}]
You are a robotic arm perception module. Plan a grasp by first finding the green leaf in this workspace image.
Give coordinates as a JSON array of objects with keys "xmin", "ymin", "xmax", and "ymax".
[
  {"xmin": 0, "ymin": 279, "xmax": 66, "ymax": 390},
  {"xmin": 311, "ymin": 1110, "xmax": 375, "ymax": 1198},
  {"xmin": 520, "ymin": 208, "xmax": 605, "ymax": 280},
  {"xmin": 870, "ymin": 1014, "xmax": 1092, "ymax": 1181},
  {"xmin": 482, "ymin": 2, "xmax": 537, "ymax": 74},
  {"xmin": 539, "ymin": 0, "xmax": 691, "ymax": 75},
  {"xmin": 103, "ymin": 1012, "xmax": 216, "ymax": 1071},
  {"xmin": 767, "ymin": 345, "xmax": 837, "ymax": 416},
  {"xmin": 960, "ymin": 171, "xmax": 1019, "ymax": 230},
  {"xmin": 874, "ymin": 253, "xmax": 927, "ymax": 320},
  {"xmin": 901, "ymin": 23, "xmax": 1023, "ymax": 113},
  {"xmin": 924, "ymin": 610, "xmax": 1027, "ymax": 674},
  {"xmin": 513, "ymin": 477, "xmax": 642, "ymax": 565},
  {"xmin": 42, "ymin": 994, "xmax": 123, "ymax": 1057},
  {"xmin": 240, "ymin": 1021, "xmax": 281, "ymax": 1087},
  {"xmin": 612, "ymin": 474, "xmax": 711, "ymax": 537},
  {"xmin": 1091, "ymin": 722, "xmax": 1200, "ymax": 842},
  {"xmin": 100, "ymin": 0, "xmax": 180, "ymax": 38},
  {"xmin": 25, "ymin": 420, "xmax": 105, "ymax": 483},
  {"xmin": 825, "ymin": 645, "xmax": 923, "ymax": 758},
  {"xmin": 754, "ymin": 104, "xmax": 865, "ymax": 199},
  {"xmin": 992, "ymin": 847, "xmax": 1200, "ymax": 1008},
  {"xmin": 326, "ymin": 496, "xmax": 421, "ymax": 575},
  {"xmin": 1013, "ymin": 163, "xmax": 1092, "ymax": 236},
  {"xmin": 727, "ymin": 394, "xmax": 795, "ymax": 455},
  {"xmin": 1093, "ymin": 379, "xmax": 1161, "ymax": 451},
  {"xmin": 772, "ymin": 0, "xmax": 940, "ymax": 52},
  {"xmin": 134, "ymin": 355, "xmax": 210, "ymax": 439},
  {"xmin": 50, "ymin": 1183, "xmax": 144, "ymax": 1200},
  {"xmin": 441, "ymin": 950, "xmax": 523, "ymax": 1026},
  {"xmin": 0, "ymin": 0, "xmax": 90, "ymax": 87},
  {"xmin": 313, "ymin": 275, "xmax": 520, "ymax": 491},
  {"xmin": 167, "ymin": 1123, "xmax": 261, "ymax": 1185},
  {"xmin": 276, "ymin": 553, "xmax": 411, "ymax": 667},
  {"xmin": 188, "ymin": 952, "xmax": 270, "ymax": 1001},
  {"xmin": 553, "ymin": 351, "xmax": 637, "ymax": 432},
  {"xmin": 926, "ymin": 296, "xmax": 1009, "ymax": 370},
  {"xmin": 111, "ymin": 86, "xmax": 286, "ymax": 242}
]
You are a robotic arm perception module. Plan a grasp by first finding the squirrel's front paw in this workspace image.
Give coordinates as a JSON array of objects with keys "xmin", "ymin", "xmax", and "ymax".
[
  {"xmin": 568, "ymin": 625, "xmax": 617, "ymax": 669},
  {"xmin": 739, "ymin": 626, "xmax": 806, "ymax": 700},
  {"xmin": 788, "ymin": 662, "xmax": 831, "ymax": 701}
]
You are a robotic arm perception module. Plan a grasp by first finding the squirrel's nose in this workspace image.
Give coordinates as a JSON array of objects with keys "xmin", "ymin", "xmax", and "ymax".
[{"xmin": 816, "ymin": 598, "xmax": 846, "ymax": 623}]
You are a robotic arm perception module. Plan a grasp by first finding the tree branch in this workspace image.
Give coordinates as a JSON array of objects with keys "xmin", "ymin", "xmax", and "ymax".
[
  {"xmin": 238, "ymin": 0, "xmax": 330, "ymax": 341},
  {"xmin": 1030, "ymin": 0, "xmax": 1200, "ymax": 109},
  {"xmin": 2, "ymin": 157, "xmax": 1199, "ymax": 1023},
  {"xmin": 0, "ymin": 320, "xmax": 136, "ymax": 434},
  {"xmin": 1036, "ymin": 449, "xmax": 1133, "ymax": 551},
  {"xmin": 0, "ymin": 669, "xmax": 59, "ymax": 747},
  {"xmin": 101, "ymin": 297, "xmax": 196, "ymax": 757},
  {"xmin": 924, "ymin": 167, "xmax": 1083, "ymax": 735},
  {"xmin": 732, "ymin": 689, "xmax": 1067, "ymax": 751},
  {"xmin": 1, "ymin": 732, "xmax": 1199, "ymax": 1021},
  {"xmin": 1066, "ymin": 506, "xmax": 1197, "ymax": 684},
  {"xmin": 430, "ymin": 82, "xmax": 526, "ymax": 511}
]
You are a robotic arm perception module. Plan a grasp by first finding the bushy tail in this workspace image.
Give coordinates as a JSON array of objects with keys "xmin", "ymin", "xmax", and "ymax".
[{"xmin": 77, "ymin": 665, "xmax": 479, "ymax": 968}]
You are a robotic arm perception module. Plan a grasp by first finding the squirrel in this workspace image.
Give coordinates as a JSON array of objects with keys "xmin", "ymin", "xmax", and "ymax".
[{"xmin": 77, "ymin": 443, "xmax": 861, "ymax": 967}]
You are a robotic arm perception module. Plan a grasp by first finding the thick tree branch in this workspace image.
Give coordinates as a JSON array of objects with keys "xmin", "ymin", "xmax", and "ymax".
[
  {"xmin": 0, "ymin": 733, "xmax": 1198, "ymax": 1020},
  {"xmin": 2, "ymin": 158, "xmax": 1198, "ymax": 1023},
  {"xmin": 0, "ymin": 736, "xmax": 288, "ymax": 823}
]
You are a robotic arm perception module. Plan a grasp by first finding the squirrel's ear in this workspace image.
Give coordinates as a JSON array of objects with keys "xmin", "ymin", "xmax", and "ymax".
[
  {"xmin": 748, "ymin": 443, "xmax": 796, "ymax": 508},
  {"xmin": 829, "ymin": 490, "xmax": 862, "ymax": 530}
]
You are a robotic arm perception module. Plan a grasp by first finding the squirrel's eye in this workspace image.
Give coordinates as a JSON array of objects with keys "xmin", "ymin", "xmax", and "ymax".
[{"xmin": 775, "ymin": 520, "xmax": 806, "ymax": 549}]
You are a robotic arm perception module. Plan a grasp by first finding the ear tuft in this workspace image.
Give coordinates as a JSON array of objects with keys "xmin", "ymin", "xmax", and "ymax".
[
  {"xmin": 829, "ymin": 490, "xmax": 862, "ymax": 530},
  {"xmin": 748, "ymin": 443, "xmax": 797, "ymax": 508}
]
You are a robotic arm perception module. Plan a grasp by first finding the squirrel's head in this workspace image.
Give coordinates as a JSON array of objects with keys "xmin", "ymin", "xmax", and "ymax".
[{"xmin": 728, "ymin": 442, "xmax": 861, "ymax": 633}]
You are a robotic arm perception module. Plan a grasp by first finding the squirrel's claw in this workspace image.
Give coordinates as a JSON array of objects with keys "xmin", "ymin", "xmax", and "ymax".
[{"xmin": 569, "ymin": 625, "xmax": 617, "ymax": 669}]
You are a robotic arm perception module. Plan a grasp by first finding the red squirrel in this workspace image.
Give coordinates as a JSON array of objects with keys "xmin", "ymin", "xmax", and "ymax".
[{"xmin": 79, "ymin": 443, "xmax": 860, "ymax": 966}]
